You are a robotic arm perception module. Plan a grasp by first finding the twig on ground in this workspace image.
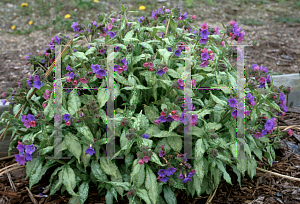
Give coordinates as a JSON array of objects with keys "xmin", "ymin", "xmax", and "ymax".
[
  {"xmin": 0, "ymin": 155, "xmax": 15, "ymax": 161},
  {"xmin": 262, "ymin": 54, "xmax": 292, "ymax": 62},
  {"xmin": 25, "ymin": 187, "xmax": 38, "ymax": 204},
  {"xmin": 205, "ymin": 184, "xmax": 218, "ymax": 204},
  {"xmin": 6, "ymin": 172, "xmax": 17, "ymax": 191},
  {"xmin": 0, "ymin": 166, "xmax": 25, "ymax": 177},
  {"xmin": 0, "ymin": 163, "xmax": 19, "ymax": 173},
  {"xmin": 256, "ymin": 167, "xmax": 300, "ymax": 182}
]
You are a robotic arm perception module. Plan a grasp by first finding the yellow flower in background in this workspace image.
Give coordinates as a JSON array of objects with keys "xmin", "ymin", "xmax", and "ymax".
[
  {"xmin": 64, "ymin": 14, "xmax": 71, "ymax": 19},
  {"xmin": 94, "ymin": 0, "xmax": 98, "ymax": 2},
  {"xmin": 139, "ymin": 6, "xmax": 145, "ymax": 10},
  {"xmin": 21, "ymin": 3, "xmax": 28, "ymax": 7},
  {"xmin": 28, "ymin": 20, "xmax": 33, "ymax": 25},
  {"xmin": 11, "ymin": 25, "xmax": 16, "ymax": 30}
]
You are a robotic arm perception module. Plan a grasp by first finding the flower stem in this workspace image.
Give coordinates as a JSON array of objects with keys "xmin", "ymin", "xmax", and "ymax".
[{"xmin": 165, "ymin": 12, "xmax": 173, "ymax": 37}]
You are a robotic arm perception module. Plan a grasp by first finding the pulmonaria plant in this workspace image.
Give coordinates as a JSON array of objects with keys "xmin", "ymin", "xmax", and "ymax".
[{"xmin": 0, "ymin": 3, "xmax": 291, "ymax": 204}]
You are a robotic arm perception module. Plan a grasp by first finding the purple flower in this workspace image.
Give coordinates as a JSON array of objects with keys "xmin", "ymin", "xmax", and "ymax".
[
  {"xmin": 34, "ymin": 75, "xmax": 39, "ymax": 81},
  {"xmin": 199, "ymin": 38, "xmax": 208, "ymax": 44},
  {"xmin": 115, "ymin": 46, "xmax": 119, "ymax": 51},
  {"xmin": 158, "ymin": 169, "xmax": 166, "ymax": 177},
  {"xmin": 266, "ymin": 74, "xmax": 272, "ymax": 83},
  {"xmin": 191, "ymin": 115, "xmax": 198, "ymax": 123},
  {"xmin": 66, "ymin": 65, "xmax": 73, "ymax": 72},
  {"xmin": 103, "ymin": 28, "xmax": 108, "ymax": 33},
  {"xmin": 16, "ymin": 141, "xmax": 25, "ymax": 153},
  {"xmin": 142, "ymin": 133, "xmax": 149, "ymax": 139},
  {"xmin": 188, "ymin": 172, "xmax": 195, "ymax": 178},
  {"xmin": 41, "ymin": 59, "xmax": 45, "ymax": 63},
  {"xmin": 108, "ymin": 31, "xmax": 116, "ymax": 39},
  {"xmin": 138, "ymin": 16, "xmax": 144, "ymax": 23},
  {"xmin": 49, "ymin": 42, "xmax": 55, "ymax": 50},
  {"xmin": 34, "ymin": 80, "xmax": 43, "ymax": 89},
  {"xmin": 174, "ymin": 50, "xmax": 181, "ymax": 57},
  {"xmin": 15, "ymin": 154, "xmax": 26, "ymax": 165},
  {"xmin": 178, "ymin": 79, "xmax": 184, "ymax": 86},
  {"xmin": 201, "ymin": 52, "xmax": 209, "ymax": 61},
  {"xmin": 245, "ymin": 110, "xmax": 251, "ymax": 116},
  {"xmin": 231, "ymin": 110, "xmax": 237, "ymax": 118},
  {"xmin": 26, "ymin": 53, "xmax": 31, "ymax": 60},
  {"xmin": 181, "ymin": 176, "xmax": 192, "ymax": 183},
  {"xmin": 25, "ymin": 144, "xmax": 35, "ymax": 154},
  {"xmin": 160, "ymin": 177, "xmax": 169, "ymax": 182},
  {"xmin": 24, "ymin": 121, "xmax": 31, "ymax": 129},
  {"xmin": 264, "ymin": 119, "xmax": 274, "ymax": 131},
  {"xmin": 100, "ymin": 49, "xmax": 105, "ymax": 54},
  {"xmin": 166, "ymin": 167, "xmax": 177, "ymax": 176},
  {"xmin": 114, "ymin": 65, "xmax": 120, "ymax": 72},
  {"xmin": 69, "ymin": 72, "xmax": 75, "ymax": 79},
  {"xmin": 92, "ymin": 21, "xmax": 97, "ymax": 27},
  {"xmin": 71, "ymin": 22, "xmax": 80, "ymax": 32},
  {"xmin": 180, "ymin": 113, "xmax": 190, "ymax": 125},
  {"xmin": 228, "ymin": 98, "xmax": 237, "ymax": 108},
  {"xmin": 86, "ymin": 147, "xmax": 95, "ymax": 156},
  {"xmin": 158, "ymin": 116, "xmax": 167, "ymax": 123},
  {"xmin": 279, "ymin": 92, "xmax": 285, "ymax": 101},
  {"xmin": 54, "ymin": 36, "xmax": 61, "ymax": 44},
  {"xmin": 166, "ymin": 115, "xmax": 174, "ymax": 122},
  {"xmin": 27, "ymin": 114, "xmax": 35, "ymax": 122},
  {"xmin": 182, "ymin": 12, "xmax": 187, "ymax": 20},
  {"xmin": 54, "ymin": 115, "xmax": 61, "ymax": 122},
  {"xmin": 88, "ymin": 45, "xmax": 92, "ymax": 49},
  {"xmin": 159, "ymin": 150, "xmax": 165, "ymax": 157},
  {"xmin": 261, "ymin": 129, "xmax": 268, "ymax": 136},
  {"xmin": 63, "ymin": 114, "xmax": 71, "ymax": 122},
  {"xmin": 253, "ymin": 132, "xmax": 262, "ymax": 139},
  {"xmin": 96, "ymin": 69, "xmax": 107, "ymax": 76},
  {"xmin": 74, "ymin": 49, "xmax": 77, "ymax": 52},
  {"xmin": 91, "ymin": 64, "xmax": 100, "ymax": 73},
  {"xmin": 25, "ymin": 153, "xmax": 33, "ymax": 161},
  {"xmin": 200, "ymin": 30, "xmax": 210, "ymax": 38},
  {"xmin": 157, "ymin": 70, "xmax": 165, "ymax": 76},
  {"xmin": 200, "ymin": 60, "xmax": 209, "ymax": 67},
  {"xmin": 178, "ymin": 173, "xmax": 184, "ymax": 179},
  {"xmin": 1, "ymin": 99, "xmax": 6, "ymax": 105},
  {"xmin": 121, "ymin": 58, "xmax": 127, "ymax": 65}
]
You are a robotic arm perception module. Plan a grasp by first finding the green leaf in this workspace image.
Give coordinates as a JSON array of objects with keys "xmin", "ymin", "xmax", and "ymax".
[
  {"xmin": 91, "ymin": 160, "xmax": 108, "ymax": 182},
  {"xmin": 102, "ymin": 181, "xmax": 130, "ymax": 191},
  {"xmin": 169, "ymin": 19, "xmax": 177, "ymax": 33},
  {"xmin": 195, "ymin": 138, "xmax": 206, "ymax": 162},
  {"xmin": 44, "ymin": 93, "xmax": 54, "ymax": 121},
  {"xmin": 167, "ymin": 68, "xmax": 180, "ymax": 78},
  {"xmin": 158, "ymin": 49, "xmax": 172, "ymax": 64},
  {"xmin": 100, "ymin": 159, "xmax": 119, "ymax": 180},
  {"xmin": 207, "ymin": 122, "xmax": 222, "ymax": 131},
  {"xmin": 150, "ymin": 153, "xmax": 167, "ymax": 166},
  {"xmin": 50, "ymin": 179, "xmax": 63, "ymax": 196},
  {"xmin": 85, "ymin": 47, "xmax": 97, "ymax": 55},
  {"xmin": 72, "ymin": 51, "xmax": 88, "ymax": 62},
  {"xmin": 115, "ymin": 72, "xmax": 131, "ymax": 85},
  {"xmin": 216, "ymin": 160, "xmax": 232, "ymax": 184},
  {"xmin": 144, "ymin": 106, "xmax": 159, "ymax": 124},
  {"xmin": 39, "ymin": 146, "xmax": 54, "ymax": 155},
  {"xmin": 62, "ymin": 164, "xmax": 78, "ymax": 196},
  {"xmin": 136, "ymin": 188, "xmax": 152, "ymax": 204},
  {"xmin": 97, "ymin": 88, "xmax": 107, "ymax": 109},
  {"xmin": 13, "ymin": 104, "xmax": 22, "ymax": 116},
  {"xmin": 64, "ymin": 133, "xmax": 81, "ymax": 163},
  {"xmin": 210, "ymin": 91, "xmax": 227, "ymax": 106},
  {"xmin": 76, "ymin": 125, "xmax": 94, "ymax": 142},
  {"xmin": 105, "ymin": 190, "xmax": 114, "ymax": 204},
  {"xmin": 132, "ymin": 162, "xmax": 145, "ymax": 188},
  {"xmin": 78, "ymin": 182, "xmax": 89, "ymax": 204},
  {"xmin": 28, "ymin": 157, "xmax": 44, "ymax": 189},
  {"xmin": 139, "ymin": 42, "xmax": 154, "ymax": 54},
  {"xmin": 130, "ymin": 159, "xmax": 142, "ymax": 183},
  {"xmin": 81, "ymin": 145, "xmax": 91, "ymax": 170},
  {"xmin": 193, "ymin": 172, "xmax": 201, "ymax": 197},
  {"xmin": 167, "ymin": 136, "xmax": 182, "ymax": 152},
  {"xmin": 247, "ymin": 158, "xmax": 257, "ymax": 179},
  {"xmin": 68, "ymin": 89, "xmax": 81, "ymax": 116},
  {"xmin": 110, "ymin": 168, "xmax": 124, "ymax": 197},
  {"xmin": 194, "ymin": 158, "xmax": 205, "ymax": 184},
  {"xmin": 163, "ymin": 185, "xmax": 177, "ymax": 204},
  {"xmin": 168, "ymin": 120, "xmax": 181, "ymax": 133},
  {"xmin": 145, "ymin": 166, "xmax": 158, "ymax": 204}
]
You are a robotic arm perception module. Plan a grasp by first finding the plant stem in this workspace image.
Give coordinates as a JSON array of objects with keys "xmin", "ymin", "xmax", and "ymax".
[
  {"xmin": 152, "ymin": 86, "xmax": 174, "ymax": 105},
  {"xmin": 165, "ymin": 12, "xmax": 173, "ymax": 37}
]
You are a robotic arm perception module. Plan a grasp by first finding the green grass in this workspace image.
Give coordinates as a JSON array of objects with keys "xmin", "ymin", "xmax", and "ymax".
[
  {"xmin": 241, "ymin": 18, "xmax": 264, "ymax": 25},
  {"xmin": 274, "ymin": 16, "xmax": 300, "ymax": 23}
]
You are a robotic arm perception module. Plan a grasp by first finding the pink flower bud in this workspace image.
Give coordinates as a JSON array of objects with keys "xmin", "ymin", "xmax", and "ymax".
[
  {"xmin": 221, "ymin": 41, "xmax": 225, "ymax": 46},
  {"xmin": 80, "ymin": 78, "xmax": 87, "ymax": 84},
  {"xmin": 143, "ymin": 63, "xmax": 149, "ymax": 67},
  {"xmin": 66, "ymin": 78, "xmax": 72, "ymax": 83},
  {"xmin": 42, "ymin": 103, "xmax": 47, "ymax": 108},
  {"xmin": 149, "ymin": 68, "xmax": 153, "ymax": 72},
  {"xmin": 208, "ymin": 50, "xmax": 213, "ymax": 54},
  {"xmin": 160, "ymin": 111, "xmax": 167, "ymax": 117},
  {"xmin": 138, "ymin": 159, "xmax": 144, "ymax": 164},
  {"xmin": 192, "ymin": 15, "xmax": 196, "ymax": 20},
  {"xmin": 202, "ymin": 48, "xmax": 207, "ymax": 53},
  {"xmin": 148, "ymin": 62, "xmax": 153, "ymax": 67},
  {"xmin": 72, "ymin": 80, "xmax": 77, "ymax": 86},
  {"xmin": 45, "ymin": 53, "xmax": 49, "ymax": 57},
  {"xmin": 66, "ymin": 121, "xmax": 71, "ymax": 126},
  {"xmin": 171, "ymin": 111, "xmax": 176, "ymax": 114},
  {"xmin": 30, "ymin": 121, "xmax": 36, "ymax": 127},
  {"xmin": 178, "ymin": 16, "xmax": 182, "ymax": 21}
]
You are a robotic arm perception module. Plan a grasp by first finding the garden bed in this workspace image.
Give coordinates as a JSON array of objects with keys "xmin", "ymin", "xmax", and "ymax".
[{"xmin": 0, "ymin": 107, "xmax": 299, "ymax": 204}]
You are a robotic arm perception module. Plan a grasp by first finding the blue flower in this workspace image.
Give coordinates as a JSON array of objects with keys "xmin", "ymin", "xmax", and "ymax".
[
  {"xmin": 71, "ymin": 22, "xmax": 80, "ymax": 32},
  {"xmin": 159, "ymin": 150, "xmax": 165, "ymax": 157},
  {"xmin": 86, "ymin": 147, "xmax": 95, "ymax": 156},
  {"xmin": 25, "ymin": 144, "xmax": 35, "ymax": 155},
  {"xmin": 1, "ymin": 99, "xmax": 6, "ymax": 105},
  {"xmin": 66, "ymin": 65, "xmax": 73, "ymax": 72},
  {"xmin": 91, "ymin": 64, "xmax": 100, "ymax": 73},
  {"xmin": 167, "ymin": 47, "xmax": 172, "ymax": 52},
  {"xmin": 199, "ymin": 38, "xmax": 208, "ymax": 45},
  {"xmin": 41, "ymin": 59, "xmax": 45, "ymax": 63},
  {"xmin": 181, "ymin": 176, "xmax": 192, "ymax": 183},
  {"xmin": 182, "ymin": 12, "xmax": 187, "ymax": 20},
  {"xmin": 27, "ymin": 114, "xmax": 35, "ymax": 122},
  {"xmin": 228, "ymin": 98, "xmax": 237, "ymax": 108},
  {"xmin": 54, "ymin": 36, "xmax": 61, "ymax": 44},
  {"xmin": 174, "ymin": 49, "xmax": 181, "ymax": 57},
  {"xmin": 138, "ymin": 16, "xmax": 144, "ymax": 23},
  {"xmin": 157, "ymin": 70, "xmax": 165, "ymax": 76},
  {"xmin": 25, "ymin": 153, "xmax": 33, "ymax": 161},
  {"xmin": 201, "ymin": 52, "xmax": 209, "ymax": 61},
  {"xmin": 158, "ymin": 116, "xmax": 166, "ymax": 123},
  {"xmin": 63, "ymin": 114, "xmax": 71, "ymax": 122},
  {"xmin": 92, "ymin": 21, "xmax": 97, "ymax": 28},
  {"xmin": 115, "ymin": 46, "xmax": 119, "ymax": 51},
  {"xmin": 100, "ymin": 49, "xmax": 105, "ymax": 54},
  {"xmin": 160, "ymin": 177, "xmax": 169, "ymax": 182},
  {"xmin": 108, "ymin": 31, "xmax": 116, "ymax": 39},
  {"xmin": 180, "ymin": 113, "xmax": 190, "ymax": 125},
  {"xmin": 16, "ymin": 141, "xmax": 25, "ymax": 153},
  {"xmin": 15, "ymin": 154, "xmax": 26, "ymax": 165},
  {"xmin": 96, "ymin": 69, "xmax": 107, "ymax": 76},
  {"xmin": 142, "ymin": 133, "xmax": 149, "ymax": 139},
  {"xmin": 34, "ymin": 80, "xmax": 43, "ymax": 89},
  {"xmin": 121, "ymin": 58, "xmax": 127, "ymax": 65},
  {"xmin": 158, "ymin": 169, "xmax": 166, "ymax": 177}
]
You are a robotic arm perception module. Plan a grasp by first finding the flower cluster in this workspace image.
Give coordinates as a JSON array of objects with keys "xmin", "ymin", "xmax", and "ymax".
[
  {"xmin": 114, "ymin": 58, "xmax": 128, "ymax": 74},
  {"xmin": 53, "ymin": 113, "xmax": 72, "ymax": 126},
  {"xmin": 176, "ymin": 78, "xmax": 197, "ymax": 90},
  {"xmin": 228, "ymin": 98, "xmax": 251, "ymax": 119},
  {"xmin": 15, "ymin": 142, "xmax": 35, "ymax": 165},
  {"xmin": 278, "ymin": 92, "xmax": 288, "ymax": 116},
  {"xmin": 250, "ymin": 64, "xmax": 271, "ymax": 88},
  {"xmin": 91, "ymin": 64, "xmax": 107, "ymax": 79},
  {"xmin": 198, "ymin": 23, "xmax": 210, "ymax": 45},
  {"xmin": 199, "ymin": 47, "xmax": 215, "ymax": 68},
  {"xmin": 126, "ymin": 188, "xmax": 137, "ymax": 199},
  {"xmin": 126, "ymin": 128, "xmax": 137, "ymax": 140},
  {"xmin": 227, "ymin": 20, "xmax": 245, "ymax": 43},
  {"xmin": 253, "ymin": 118, "xmax": 277, "ymax": 139},
  {"xmin": 21, "ymin": 114, "xmax": 36, "ymax": 129},
  {"xmin": 143, "ymin": 62, "xmax": 154, "ymax": 72},
  {"xmin": 137, "ymin": 145, "xmax": 153, "ymax": 164},
  {"xmin": 157, "ymin": 167, "xmax": 177, "ymax": 183},
  {"xmin": 27, "ymin": 75, "xmax": 43, "ymax": 90},
  {"xmin": 246, "ymin": 91, "xmax": 256, "ymax": 108}
]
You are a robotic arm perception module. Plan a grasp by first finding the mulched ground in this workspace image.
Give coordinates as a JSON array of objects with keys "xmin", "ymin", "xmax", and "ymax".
[{"xmin": 0, "ymin": 107, "xmax": 299, "ymax": 204}]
